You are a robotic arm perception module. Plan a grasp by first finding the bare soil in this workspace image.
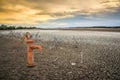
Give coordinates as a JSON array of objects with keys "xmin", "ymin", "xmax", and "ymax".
[
  {"xmin": 0, "ymin": 33, "xmax": 120, "ymax": 80},
  {"xmin": 39, "ymin": 28, "xmax": 120, "ymax": 32}
]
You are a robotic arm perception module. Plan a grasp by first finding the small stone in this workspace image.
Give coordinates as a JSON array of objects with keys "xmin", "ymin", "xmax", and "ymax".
[
  {"xmin": 60, "ymin": 47, "xmax": 63, "ymax": 49},
  {"xmin": 71, "ymin": 63, "xmax": 76, "ymax": 66}
]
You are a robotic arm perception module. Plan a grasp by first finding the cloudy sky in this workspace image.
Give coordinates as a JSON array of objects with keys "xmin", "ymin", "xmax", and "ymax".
[{"xmin": 0, "ymin": 0, "xmax": 120, "ymax": 28}]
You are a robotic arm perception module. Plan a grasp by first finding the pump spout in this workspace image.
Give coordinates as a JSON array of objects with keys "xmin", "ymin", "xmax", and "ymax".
[{"xmin": 30, "ymin": 45, "xmax": 43, "ymax": 53}]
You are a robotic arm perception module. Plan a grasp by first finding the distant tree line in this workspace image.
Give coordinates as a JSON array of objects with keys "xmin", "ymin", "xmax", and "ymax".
[{"xmin": 0, "ymin": 24, "xmax": 36, "ymax": 30}]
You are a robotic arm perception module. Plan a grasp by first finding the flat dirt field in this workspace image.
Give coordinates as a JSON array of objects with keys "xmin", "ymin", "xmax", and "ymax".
[{"xmin": 0, "ymin": 29, "xmax": 120, "ymax": 80}]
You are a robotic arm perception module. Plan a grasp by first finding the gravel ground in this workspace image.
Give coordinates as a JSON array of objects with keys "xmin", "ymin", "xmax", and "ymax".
[{"xmin": 0, "ymin": 31, "xmax": 120, "ymax": 80}]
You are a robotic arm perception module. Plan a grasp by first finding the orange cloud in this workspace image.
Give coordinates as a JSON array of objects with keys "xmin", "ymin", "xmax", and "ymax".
[{"xmin": 0, "ymin": 0, "xmax": 120, "ymax": 25}]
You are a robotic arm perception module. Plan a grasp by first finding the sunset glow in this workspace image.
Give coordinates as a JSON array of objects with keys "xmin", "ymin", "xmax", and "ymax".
[{"xmin": 0, "ymin": 0, "xmax": 120, "ymax": 27}]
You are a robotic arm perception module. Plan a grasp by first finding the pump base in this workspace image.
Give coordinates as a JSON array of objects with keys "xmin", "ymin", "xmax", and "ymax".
[{"xmin": 26, "ymin": 64, "xmax": 36, "ymax": 67}]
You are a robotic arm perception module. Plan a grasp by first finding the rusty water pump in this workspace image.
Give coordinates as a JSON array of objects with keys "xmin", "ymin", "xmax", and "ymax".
[{"xmin": 23, "ymin": 32, "xmax": 43, "ymax": 67}]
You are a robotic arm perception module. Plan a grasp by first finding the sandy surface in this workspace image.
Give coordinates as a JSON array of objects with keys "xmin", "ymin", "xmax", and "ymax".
[{"xmin": 0, "ymin": 30, "xmax": 120, "ymax": 80}]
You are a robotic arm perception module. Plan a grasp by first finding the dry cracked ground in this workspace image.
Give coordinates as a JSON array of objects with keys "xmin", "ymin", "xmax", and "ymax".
[{"xmin": 0, "ymin": 31, "xmax": 120, "ymax": 80}]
